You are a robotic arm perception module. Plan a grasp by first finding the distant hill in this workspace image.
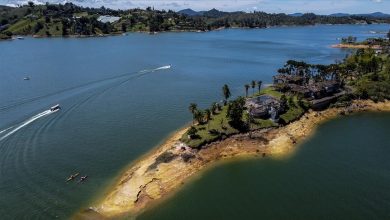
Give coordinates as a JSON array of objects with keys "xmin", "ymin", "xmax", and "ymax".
[
  {"xmin": 329, "ymin": 13, "xmax": 350, "ymax": 17},
  {"xmin": 180, "ymin": 9, "xmax": 390, "ymax": 19},
  {"xmin": 289, "ymin": 13, "xmax": 303, "ymax": 17},
  {"xmin": 202, "ymin": 8, "xmax": 229, "ymax": 18},
  {"xmin": 178, "ymin": 8, "xmax": 203, "ymax": 16},
  {"xmin": 362, "ymin": 12, "xmax": 390, "ymax": 18},
  {"xmin": 178, "ymin": 8, "xmax": 232, "ymax": 18},
  {"xmin": 330, "ymin": 12, "xmax": 390, "ymax": 18}
]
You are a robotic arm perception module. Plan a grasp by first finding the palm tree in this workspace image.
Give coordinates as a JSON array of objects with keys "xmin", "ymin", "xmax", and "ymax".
[
  {"xmin": 205, "ymin": 109, "xmax": 212, "ymax": 129},
  {"xmin": 188, "ymin": 103, "xmax": 197, "ymax": 124},
  {"xmin": 244, "ymin": 84, "xmax": 250, "ymax": 97},
  {"xmin": 195, "ymin": 110, "xmax": 204, "ymax": 124},
  {"xmin": 222, "ymin": 84, "xmax": 231, "ymax": 104},
  {"xmin": 257, "ymin": 80, "xmax": 262, "ymax": 93},
  {"xmin": 205, "ymin": 109, "xmax": 211, "ymax": 123},
  {"xmin": 251, "ymin": 80, "xmax": 256, "ymax": 95}
]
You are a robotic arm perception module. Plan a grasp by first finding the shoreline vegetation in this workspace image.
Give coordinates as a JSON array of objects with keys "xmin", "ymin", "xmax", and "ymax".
[
  {"xmin": 2, "ymin": 3, "xmax": 390, "ymax": 40},
  {"xmin": 331, "ymin": 44, "xmax": 382, "ymax": 49},
  {"xmin": 77, "ymin": 100, "xmax": 390, "ymax": 219},
  {"xmin": 332, "ymin": 34, "xmax": 390, "ymax": 49},
  {"xmin": 75, "ymin": 35, "xmax": 390, "ymax": 219}
]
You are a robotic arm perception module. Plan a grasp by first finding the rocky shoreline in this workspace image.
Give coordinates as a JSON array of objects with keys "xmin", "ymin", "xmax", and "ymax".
[{"xmin": 75, "ymin": 100, "xmax": 390, "ymax": 219}]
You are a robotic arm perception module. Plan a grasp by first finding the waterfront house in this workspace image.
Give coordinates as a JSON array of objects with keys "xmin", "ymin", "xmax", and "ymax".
[
  {"xmin": 289, "ymin": 84, "xmax": 311, "ymax": 98},
  {"xmin": 245, "ymin": 95, "xmax": 281, "ymax": 119}
]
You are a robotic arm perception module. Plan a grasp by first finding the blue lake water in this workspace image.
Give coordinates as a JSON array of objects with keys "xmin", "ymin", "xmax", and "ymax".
[
  {"xmin": 0, "ymin": 24, "xmax": 389, "ymax": 219},
  {"xmin": 139, "ymin": 113, "xmax": 390, "ymax": 220}
]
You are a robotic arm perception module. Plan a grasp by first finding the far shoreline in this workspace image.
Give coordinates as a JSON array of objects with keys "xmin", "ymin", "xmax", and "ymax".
[
  {"xmin": 2, "ymin": 23, "xmax": 386, "ymax": 42},
  {"xmin": 331, "ymin": 43, "xmax": 382, "ymax": 49}
]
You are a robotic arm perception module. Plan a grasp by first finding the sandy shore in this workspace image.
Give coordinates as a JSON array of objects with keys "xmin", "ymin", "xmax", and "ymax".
[
  {"xmin": 331, "ymin": 44, "xmax": 381, "ymax": 49},
  {"xmin": 75, "ymin": 100, "xmax": 390, "ymax": 219}
]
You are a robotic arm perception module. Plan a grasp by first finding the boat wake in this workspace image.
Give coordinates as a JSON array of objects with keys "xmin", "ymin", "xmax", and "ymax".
[
  {"xmin": 153, "ymin": 65, "xmax": 171, "ymax": 71},
  {"xmin": 0, "ymin": 65, "xmax": 172, "ymax": 112},
  {"xmin": 139, "ymin": 65, "xmax": 171, "ymax": 74},
  {"xmin": 0, "ymin": 109, "xmax": 57, "ymax": 142}
]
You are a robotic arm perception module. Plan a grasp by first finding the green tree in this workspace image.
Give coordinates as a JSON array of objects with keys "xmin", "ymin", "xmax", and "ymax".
[
  {"xmin": 297, "ymin": 95, "xmax": 306, "ymax": 109},
  {"xmin": 288, "ymin": 96, "xmax": 296, "ymax": 107},
  {"xmin": 222, "ymin": 84, "xmax": 231, "ymax": 104},
  {"xmin": 226, "ymin": 97, "xmax": 246, "ymax": 129},
  {"xmin": 33, "ymin": 22, "xmax": 44, "ymax": 34},
  {"xmin": 280, "ymin": 95, "xmax": 288, "ymax": 112},
  {"xmin": 187, "ymin": 126, "xmax": 197, "ymax": 139},
  {"xmin": 257, "ymin": 80, "xmax": 262, "ymax": 93},
  {"xmin": 188, "ymin": 103, "xmax": 197, "ymax": 124},
  {"xmin": 195, "ymin": 110, "xmax": 204, "ymax": 124},
  {"xmin": 251, "ymin": 80, "xmax": 256, "ymax": 95},
  {"xmin": 244, "ymin": 84, "xmax": 250, "ymax": 97},
  {"xmin": 1, "ymin": 18, "xmax": 8, "ymax": 25},
  {"xmin": 205, "ymin": 109, "xmax": 211, "ymax": 125},
  {"xmin": 121, "ymin": 23, "xmax": 127, "ymax": 32}
]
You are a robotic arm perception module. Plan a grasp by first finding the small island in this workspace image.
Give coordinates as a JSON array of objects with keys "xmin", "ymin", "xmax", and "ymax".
[{"xmin": 74, "ymin": 36, "xmax": 390, "ymax": 219}]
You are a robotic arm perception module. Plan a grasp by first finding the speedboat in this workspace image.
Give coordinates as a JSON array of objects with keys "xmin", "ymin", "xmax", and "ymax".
[
  {"xmin": 17, "ymin": 36, "xmax": 24, "ymax": 40},
  {"xmin": 66, "ymin": 173, "xmax": 79, "ymax": 182},
  {"xmin": 23, "ymin": 77, "xmax": 30, "ymax": 80},
  {"xmin": 50, "ymin": 104, "xmax": 61, "ymax": 112}
]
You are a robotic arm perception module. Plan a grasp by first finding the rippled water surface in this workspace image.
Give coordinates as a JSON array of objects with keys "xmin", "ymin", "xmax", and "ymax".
[
  {"xmin": 139, "ymin": 113, "xmax": 390, "ymax": 220},
  {"xmin": 0, "ymin": 24, "xmax": 389, "ymax": 219}
]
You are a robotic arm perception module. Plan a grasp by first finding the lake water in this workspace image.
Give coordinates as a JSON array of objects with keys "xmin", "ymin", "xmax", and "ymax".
[
  {"xmin": 0, "ymin": 24, "xmax": 389, "ymax": 219},
  {"xmin": 138, "ymin": 113, "xmax": 390, "ymax": 220}
]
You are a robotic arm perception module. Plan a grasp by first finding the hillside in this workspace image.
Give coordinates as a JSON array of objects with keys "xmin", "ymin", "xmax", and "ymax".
[{"xmin": 1, "ymin": 3, "xmax": 390, "ymax": 39}]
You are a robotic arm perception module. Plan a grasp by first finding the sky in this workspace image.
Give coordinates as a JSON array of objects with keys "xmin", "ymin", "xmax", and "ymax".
[{"xmin": 1, "ymin": 0, "xmax": 390, "ymax": 14}]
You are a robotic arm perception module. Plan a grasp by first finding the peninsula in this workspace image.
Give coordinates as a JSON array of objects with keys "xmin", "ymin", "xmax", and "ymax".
[
  {"xmin": 75, "ymin": 37, "xmax": 390, "ymax": 219},
  {"xmin": 332, "ymin": 34, "xmax": 390, "ymax": 49},
  {"xmin": 1, "ymin": 3, "xmax": 390, "ymax": 40}
]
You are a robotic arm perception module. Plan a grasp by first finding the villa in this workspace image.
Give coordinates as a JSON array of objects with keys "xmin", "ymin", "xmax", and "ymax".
[{"xmin": 245, "ymin": 95, "xmax": 282, "ymax": 120}]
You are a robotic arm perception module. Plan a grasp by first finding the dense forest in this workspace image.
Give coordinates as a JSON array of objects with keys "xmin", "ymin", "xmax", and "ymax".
[{"xmin": 1, "ymin": 2, "xmax": 390, "ymax": 39}]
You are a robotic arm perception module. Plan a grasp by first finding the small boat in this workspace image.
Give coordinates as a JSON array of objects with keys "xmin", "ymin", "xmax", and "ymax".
[
  {"xmin": 78, "ymin": 175, "xmax": 88, "ymax": 183},
  {"xmin": 66, "ymin": 173, "xmax": 79, "ymax": 182},
  {"xmin": 17, "ymin": 36, "xmax": 24, "ymax": 40},
  {"xmin": 50, "ymin": 104, "xmax": 61, "ymax": 112},
  {"xmin": 23, "ymin": 77, "xmax": 30, "ymax": 80}
]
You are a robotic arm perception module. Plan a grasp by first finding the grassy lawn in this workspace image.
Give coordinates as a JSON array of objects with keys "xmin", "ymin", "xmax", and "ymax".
[
  {"xmin": 181, "ymin": 106, "xmax": 239, "ymax": 148},
  {"xmin": 181, "ymin": 86, "xmax": 309, "ymax": 148},
  {"xmin": 250, "ymin": 118, "xmax": 277, "ymax": 130},
  {"xmin": 256, "ymin": 86, "xmax": 283, "ymax": 99},
  {"xmin": 181, "ymin": 93, "xmax": 280, "ymax": 148},
  {"xmin": 279, "ymin": 98, "xmax": 306, "ymax": 125}
]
